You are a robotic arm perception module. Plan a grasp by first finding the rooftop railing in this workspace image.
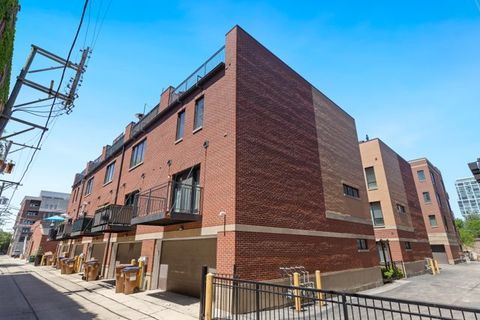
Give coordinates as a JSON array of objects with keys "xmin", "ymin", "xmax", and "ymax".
[{"xmin": 73, "ymin": 46, "xmax": 225, "ymax": 183}]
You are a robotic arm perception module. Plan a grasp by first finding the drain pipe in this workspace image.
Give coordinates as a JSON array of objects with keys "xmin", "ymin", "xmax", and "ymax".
[{"xmin": 101, "ymin": 145, "xmax": 126, "ymax": 278}]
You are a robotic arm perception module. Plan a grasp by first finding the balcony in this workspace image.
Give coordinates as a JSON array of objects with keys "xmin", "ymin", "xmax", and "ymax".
[
  {"xmin": 70, "ymin": 217, "xmax": 97, "ymax": 238},
  {"xmin": 91, "ymin": 204, "xmax": 134, "ymax": 233},
  {"xmin": 131, "ymin": 181, "xmax": 202, "ymax": 226},
  {"xmin": 55, "ymin": 221, "xmax": 73, "ymax": 240}
]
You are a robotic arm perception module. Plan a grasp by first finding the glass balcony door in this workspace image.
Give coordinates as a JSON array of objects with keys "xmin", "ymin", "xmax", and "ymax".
[{"xmin": 172, "ymin": 167, "xmax": 200, "ymax": 214}]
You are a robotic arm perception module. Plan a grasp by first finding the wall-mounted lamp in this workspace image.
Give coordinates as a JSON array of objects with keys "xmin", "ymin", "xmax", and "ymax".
[{"xmin": 219, "ymin": 210, "xmax": 227, "ymax": 236}]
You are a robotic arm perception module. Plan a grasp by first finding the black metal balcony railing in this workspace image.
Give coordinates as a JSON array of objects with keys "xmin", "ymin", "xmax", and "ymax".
[
  {"xmin": 131, "ymin": 181, "xmax": 202, "ymax": 226},
  {"xmin": 55, "ymin": 222, "xmax": 72, "ymax": 240},
  {"xmin": 91, "ymin": 204, "xmax": 134, "ymax": 233},
  {"xmin": 70, "ymin": 217, "xmax": 96, "ymax": 238}
]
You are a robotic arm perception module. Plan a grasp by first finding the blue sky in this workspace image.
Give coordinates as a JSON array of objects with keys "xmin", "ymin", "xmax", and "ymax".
[{"xmin": 3, "ymin": 1, "xmax": 480, "ymax": 228}]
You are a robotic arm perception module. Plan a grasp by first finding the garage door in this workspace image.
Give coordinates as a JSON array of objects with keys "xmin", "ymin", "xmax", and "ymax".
[
  {"xmin": 90, "ymin": 243, "xmax": 106, "ymax": 264},
  {"xmin": 431, "ymin": 245, "xmax": 448, "ymax": 264},
  {"xmin": 116, "ymin": 242, "xmax": 142, "ymax": 264},
  {"xmin": 73, "ymin": 244, "xmax": 84, "ymax": 257},
  {"xmin": 160, "ymin": 238, "xmax": 216, "ymax": 297}
]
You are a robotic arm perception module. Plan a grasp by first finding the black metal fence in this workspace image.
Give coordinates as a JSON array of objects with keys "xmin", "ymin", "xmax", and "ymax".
[{"xmin": 203, "ymin": 275, "xmax": 480, "ymax": 320}]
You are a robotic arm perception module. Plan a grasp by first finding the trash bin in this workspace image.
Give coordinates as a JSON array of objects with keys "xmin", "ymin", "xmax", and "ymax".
[
  {"xmin": 84, "ymin": 260, "xmax": 100, "ymax": 281},
  {"xmin": 115, "ymin": 264, "xmax": 132, "ymax": 293},
  {"xmin": 28, "ymin": 255, "xmax": 35, "ymax": 263},
  {"xmin": 59, "ymin": 258, "xmax": 68, "ymax": 274},
  {"xmin": 34, "ymin": 255, "xmax": 42, "ymax": 266},
  {"xmin": 64, "ymin": 258, "xmax": 76, "ymax": 274},
  {"xmin": 123, "ymin": 266, "xmax": 140, "ymax": 295}
]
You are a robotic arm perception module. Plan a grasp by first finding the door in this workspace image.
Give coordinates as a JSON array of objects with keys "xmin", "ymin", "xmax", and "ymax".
[
  {"xmin": 160, "ymin": 238, "xmax": 216, "ymax": 297},
  {"xmin": 91, "ymin": 243, "xmax": 106, "ymax": 265},
  {"xmin": 431, "ymin": 245, "xmax": 448, "ymax": 264},
  {"xmin": 115, "ymin": 242, "xmax": 142, "ymax": 264},
  {"xmin": 172, "ymin": 166, "xmax": 200, "ymax": 214}
]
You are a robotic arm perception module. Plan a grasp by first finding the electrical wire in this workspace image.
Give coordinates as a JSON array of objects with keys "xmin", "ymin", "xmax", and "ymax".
[{"xmin": 1, "ymin": 0, "xmax": 91, "ymax": 220}]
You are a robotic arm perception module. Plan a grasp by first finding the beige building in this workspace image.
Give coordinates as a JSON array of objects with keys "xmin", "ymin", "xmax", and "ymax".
[
  {"xmin": 409, "ymin": 158, "xmax": 461, "ymax": 264},
  {"xmin": 359, "ymin": 138, "xmax": 432, "ymax": 276}
]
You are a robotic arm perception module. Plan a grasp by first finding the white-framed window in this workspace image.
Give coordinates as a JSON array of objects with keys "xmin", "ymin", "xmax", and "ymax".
[
  {"xmin": 417, "ymin": 170, "xmax": 426, "ymax": 181},
  {"xmin": 176, "ymin": 110, "xmax": 185, "ymax": 141},
  {"xmin": 130, "ymin": 140, "xmax": 146, "ymax": 168},
  {"xmin": 193, "ymin": 96, "xmax": 204, "ymax": 131},
  {"xmin": 365, "ymin": 167, "xmax": 377, "ymax": 189},
  {"xmin": 104, "ymin": 161, "xmax": 115, "ymax": 184},
  {"xmin": 423, "ymin": 191, "xmax": 431, "ymax": 203},
  {"xmin": 85, "ymin": 177, "xmax": 94, "ymax": 195},
  {"xmin": 429, "ymin": 215, "xmax": 437, "ymax": 227},
  {"xmin": 370, "ymin": 202, "xmax": 384, "ymax": 226}
]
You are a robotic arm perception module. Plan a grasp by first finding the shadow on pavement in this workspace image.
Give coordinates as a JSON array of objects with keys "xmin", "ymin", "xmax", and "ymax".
[
  {"xmin": 0, "ymin": 273, "xmax": 99, "ymax": 319},
  {"xmin": 147, "ymin": 290, "xmax": 199, "ymax": 306}
]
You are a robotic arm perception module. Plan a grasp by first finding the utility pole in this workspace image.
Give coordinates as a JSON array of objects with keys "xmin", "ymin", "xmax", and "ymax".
[{"xmin": 0, "ymin": 45, "xmax": 91, "ymax": 138}]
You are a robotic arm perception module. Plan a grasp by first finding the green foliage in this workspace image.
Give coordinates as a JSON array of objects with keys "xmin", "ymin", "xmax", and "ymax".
[
  {"xmin": 0, "ymin": 0, "xmax": 19, "ymax": 107},
  {"xmin": 381, "ymin": 267, "xmax": 404, "ymax": 280},
  {"xmin": 0, "ymin": 230, "xmax": 12, "ymax": 253},
  {"xmin": 455, "ymin": 214, "xmax": 480, "ymax": 247}
]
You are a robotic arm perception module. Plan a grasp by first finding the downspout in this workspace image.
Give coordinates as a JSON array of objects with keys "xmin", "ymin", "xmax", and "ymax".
[{"xmin": 102, "ymin": 145, "xmax": 126, "ymax": 278}]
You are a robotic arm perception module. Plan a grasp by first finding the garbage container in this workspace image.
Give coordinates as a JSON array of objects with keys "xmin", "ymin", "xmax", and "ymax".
[
  {"xmin": 84, "ymin": 260, "xmax": 100, "ymax": 281},
  {"xmin": 64, "ymin": 258, "xmax": 76, "ymax": 274},
  {"xmin": 28, "ymin": 255, "xmax": 35, "ymax": 263},
  {"xmin": 123, "ymin": 266, "xmax": 140, "ymax": 295},
  {"xmin": 115, "ymin": 264, "xmax": 132, "ymax": 293},
  {"xmin": 59, "ymin": 258, "xmax": 68, "ymax": 274}
]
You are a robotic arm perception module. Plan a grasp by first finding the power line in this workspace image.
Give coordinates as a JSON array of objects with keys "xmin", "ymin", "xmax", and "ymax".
[{"xmin": 1, "ymin": 0, "xmax": 91, "ymax": 218}]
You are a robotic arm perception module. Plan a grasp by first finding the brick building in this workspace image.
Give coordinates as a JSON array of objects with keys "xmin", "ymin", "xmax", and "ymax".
[
  {"xmin": 55, "ymin": 26, "xmax": 383, "ymax": 297},
  {"xmin": 409, "ymin": 158, "xmax": 461, "ymax": 264},
  {"xmin": 9, "ymin": 191, "xmax": 69, "ymax": 257},
  {"xmin": 359, "ymin": 139, "xmax": 432, "ymax": 276}
]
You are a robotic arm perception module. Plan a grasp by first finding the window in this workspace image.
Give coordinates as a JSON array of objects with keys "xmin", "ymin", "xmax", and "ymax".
[
  {"xmin": 357, "ymin": 239, "xmax": 368, "ymax": 250},
  {"xmin": 22, "ymin": 227, "xmax": 30, "ymax": 233},
  {"xmin": 430, "ymin": 172, "xmax": 436, "ymax": 185},
  {"xmin": 417, "ymin": 170, "xmax": 426, "ymax": 181},
  {"xmin": 365, "ymin": 167, "xmax": 377, "ymax": 189},
  {"xmin": 370, "ymin": 202, "xmax": 384, "ymax": 226},
  {"xmin": 443, "ymin": 215, "xmax": 449, "ymax": 231},
  {"xmin": 193, "ymin": 97, "xmax": 204, "ymax": 131},
  {"xmin": 429, "ymin": 215, "xmax": 437, "ymax": 227},
  {"xmin": 26, "ymin": 211, "xmax": 38, "ymax": 216},
  {"xmin": 343, "ymin": 184, "xmax": 360, "ymax": 198},
  {"xmin": 396, "ymin": 204, "xmax": 406, "ymax": 214},
  {"xmin": 176, "ymin": 110, "xmax": 185, "ymax": 141},
  {"xmin": 423, "ymin": 191, "xmax": 431, "ymax": 203},
  {"xmin": 30, "ymin": 201, "xmax": 40, "ymax": 208},
  {"xmin": 85, "ymin": 177, "xmax": 94, "ymax": 195},
  {"xmin": 104, "ymin": 162, "xmax": 115, "ymax": 184},
  {"xmin": 125, "ymin": 190, "xmax": 139, "ymax": 206},
  {"xmin": 405, "ymin": 242, "xmax": 412, "ymax": 250},
  {"xmin": 130, "ymin": 140, "xmax": 146, "ymax": 168},
  {"xmin": 436, "ymin": 192, "xmax": 442, "ymax": 207}
]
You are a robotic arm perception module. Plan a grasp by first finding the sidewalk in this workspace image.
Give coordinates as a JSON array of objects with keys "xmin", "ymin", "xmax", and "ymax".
[{"xmin": 0, "ymin": 255, "xmax": 198, "ymax": 320}]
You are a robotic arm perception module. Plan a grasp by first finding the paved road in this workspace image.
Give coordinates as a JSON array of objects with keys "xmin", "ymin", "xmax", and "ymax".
[
  {"xmin": 0, "ymin": 255, "xmax": 198, "ymax": 320},
  {"xmin": 363, "ymin": 262, "xmax": 480, "ymax": 308}
]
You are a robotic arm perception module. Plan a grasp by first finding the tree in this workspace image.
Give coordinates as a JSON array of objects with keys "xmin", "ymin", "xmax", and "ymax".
[
  {"xmin": 456, "ymin": 214, "xmax": 480, "ymax": 247},
  {"xmin": 0, "ymin": 230, "xmax": 12, "ymax": 253}
]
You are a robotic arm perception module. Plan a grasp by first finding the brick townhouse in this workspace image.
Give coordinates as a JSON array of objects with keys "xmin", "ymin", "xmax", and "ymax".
[
  {"xmin": 409, "ymin": 158, "xmax": 461, "ymax": 264},
  {"xmin": 54, "ymin": 26, "xmax": 384, "ymax": 297},
  {"xmin": 359, "ymin": 139, "xmax": 433, "ymax": 275}
]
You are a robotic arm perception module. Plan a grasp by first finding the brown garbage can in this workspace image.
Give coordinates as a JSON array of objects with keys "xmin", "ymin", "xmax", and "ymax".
[
  {"xmin": 115, "ymin": 264, "xmax": 132, "ymax": 293},
  {"xmin": 64, "ymin": 258, "xmax": 76, "ymax": 274},
  {"xmin": 123, "ymin": 266, "xmax": 140, "ymax": 295},
  {"xmin": 84, "ymin": 260, "xmax": 100, "ymax": 281},
  {"xmin": 59, "ymin": 258, "xmax": 68, "ymax": 274}
]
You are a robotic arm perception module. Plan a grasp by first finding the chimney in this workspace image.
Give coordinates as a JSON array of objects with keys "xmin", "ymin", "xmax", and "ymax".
[{"xmin": 159, "ymin": 86, "xmax": 175, "ymax": 111}]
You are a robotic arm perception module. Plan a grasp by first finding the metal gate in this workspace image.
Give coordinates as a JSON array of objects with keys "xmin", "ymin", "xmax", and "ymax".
[{"xmin": 200, "ymin": 274, "xmax": 480, "ymax": 320}]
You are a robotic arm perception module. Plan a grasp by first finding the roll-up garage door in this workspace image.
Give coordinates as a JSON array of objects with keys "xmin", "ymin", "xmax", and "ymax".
[
  {"xmin": 160, "ymin": 238, "xmax": 216, "ymax": 297},
  {"xmin": 431, "ymin": 245, "xmax": 448, "ymax": 264}
]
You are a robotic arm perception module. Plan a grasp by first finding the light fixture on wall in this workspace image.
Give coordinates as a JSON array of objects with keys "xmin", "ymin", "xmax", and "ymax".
[
  {"xmin": 178, "ymin": 225, "xmax": 184, "ymax": 231},
  {"xmin": 219, "ymin": 210, "xmax": 227, "ymax": 236}
]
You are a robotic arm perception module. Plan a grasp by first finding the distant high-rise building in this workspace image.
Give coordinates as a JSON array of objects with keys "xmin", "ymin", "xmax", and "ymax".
[
  {"xmin": 9, "ymin": 190, "xmax": 70, "ymax": 256},
  {"xmin": 455, "ymin": 177, "xmax": 480, "ymax": 215},
  {"xmin": 468, "ymin": 158, "xmax": 480, "ymax": 183}
]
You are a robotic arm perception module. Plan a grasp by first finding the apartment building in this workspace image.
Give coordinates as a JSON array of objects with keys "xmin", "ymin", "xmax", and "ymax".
[
  {"xmin": 55, "ymin": 26, "xmax": 383, "ymax": 297},
  {"xmin": 409, "ymin": 158, "xmax": 461, "ymax": 264},
  {"xmin": 10, "ymin": 191, "xmax": 69, "ymax": 256},
  {"xmin": 468, "ymin": 158, "xmax": 480, "ymax": 183},
  {"xmin": 455, "ymin": 177, "xmax": 480, "ymax": 215},
  {"xmin": 359, "ymin": 139, "xmax": 432, "ymax": 276}
]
